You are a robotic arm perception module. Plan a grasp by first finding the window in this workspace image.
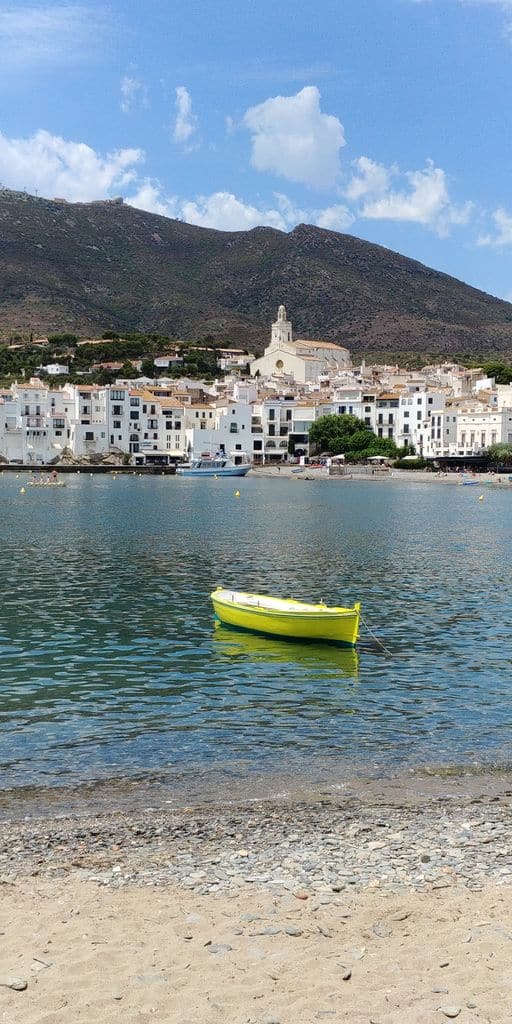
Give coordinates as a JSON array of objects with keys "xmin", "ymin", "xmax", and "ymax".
[
  {"xmin": 230, "ymin": 423, "xmax": 238, "ymax": 433},
  {"xmin": 268, "ymin": 424, "xmax": 275, "ymax": 436},
  {"xmin": 113, "ymin": 419, "xmax": 121, "ymax": 429},
  {"xmin": 130, "ymin": 397, "xmax": 139, "ymax": 407},
  {"xmin": 378, "ymin": 413, "xmax": 383, "ymax": 424},
  {"xmin": 147, "ymin": 419, "xmax": 158, "ymax": 429},
  {"xmin": 175, "ymin": 420, "xmax": 181, "ymax": 430},
  {"xmin": 378, "ymin": 427, "xmax": 383, "ymax": 437},
  {"xmin": 130, "ymin": 411, "xmax": 139, "ymax": 420},
  {"xmin": 403, "ymin": 424, "xmax": 409, "ymax": 434},
  {"xmin": 404, "ymin": 411, "xmax": 409, "ymax": 418},
  {"xmin": 388, "ymin": 428, "xmax": 393, "ymax": 438},
  {"xmin": 112, "ymin": 405, "xmax": 122, "ymax": 415},
  {"xmin": 253, "ymin": 440, "xmax": 263, "ymax": 451},
  {"xmin": 286, "ymin": 409, "xmax": 292, "ymax": 421},
  {"xmin": 269, "ymin": 409, "xmax": 275, "ymax": 420},
  {"xmin": 417, "ymin": 411, "xmax": 422, "ymax": 420},
  {"xmin": 166, "ymin": 420, "xmax": 172, "ymax": 430},
  {"xmin": 365, "ymin": 406, "xmax": 371, "ymax": 413},
  {"xmin": 85, "ymin": 431, "xmax": 94, "ymax": 441},
  {"xmin": 111, "ymin": 390, "xmax": 125, "ymax": 401},
  {"xmin": 428, "ymin": 397, "xmax": 433, "ymax": 405},
  {"xmin": 364, "ymin": 417, "xmax": 371, "ymax": 426}
]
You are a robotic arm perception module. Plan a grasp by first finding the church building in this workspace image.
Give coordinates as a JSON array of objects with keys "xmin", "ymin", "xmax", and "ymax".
[{"xmin": 250, "ymin": 305, "xmax": 351, "ymax": 383}]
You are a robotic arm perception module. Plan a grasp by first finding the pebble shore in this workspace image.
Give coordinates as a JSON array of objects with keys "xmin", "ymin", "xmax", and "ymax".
[{"xmin": 2, "ymin": 773, "xmax": 512, "ymax": 897}]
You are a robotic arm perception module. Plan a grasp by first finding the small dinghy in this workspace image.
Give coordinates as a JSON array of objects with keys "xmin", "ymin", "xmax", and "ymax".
[{"xmin": 211, "ymin": 588, "xmax": 361, "ymax": 646}]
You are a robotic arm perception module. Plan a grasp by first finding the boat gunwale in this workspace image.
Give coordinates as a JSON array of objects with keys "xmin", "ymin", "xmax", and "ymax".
[{"xmin": 211, "ymin": 591, "xmax": 359, "ymax": 619}]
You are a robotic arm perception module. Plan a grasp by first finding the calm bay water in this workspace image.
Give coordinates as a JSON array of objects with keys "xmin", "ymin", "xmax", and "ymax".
[{"xmin": 1, "ymin": 472, "xmax": 511, "ymax": 796}]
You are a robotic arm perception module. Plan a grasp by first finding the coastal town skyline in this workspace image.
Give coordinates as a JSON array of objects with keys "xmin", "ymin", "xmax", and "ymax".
[{"xmin": 2, "ymin": 302, "xmax": 511, "ymax": 467}]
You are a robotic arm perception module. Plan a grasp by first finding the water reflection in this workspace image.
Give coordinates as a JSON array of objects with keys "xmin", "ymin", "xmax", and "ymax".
[{"xmin": 213, "ymin": 622, "xmax": 360, "ymax": 677}]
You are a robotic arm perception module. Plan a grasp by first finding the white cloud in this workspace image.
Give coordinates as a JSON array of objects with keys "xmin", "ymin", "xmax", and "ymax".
[
  {"xmin": 128, "ymin": 183, "xmax": 354, "ymax": 233},
  {"xmin": 173, "ymin": 86, "xmax": 198, "ymax": 146},
  {"xmin": 0, "ymin": 129, "xmax": 143, "ymax": 201},
  {"xmin": 359, "ymin": 160, "xmax": 472, "ymax": 236},
  {"xmin": 127, "ymin": 180, "xmax": 178, "ymax": 218},
  {"xmin": 179, "ymin": 192, "xmax": 286, "ymax": 231},
  {"xmin": 120, "ymin": 76, "xmax": 148, "ymax": 114},
  {"xmin": 0, "ymin": 4, "xmax": 107, "ymax": 67},
  {"xmin": 315, "ymin": 204, "xmax": 355, "ymax": 232},
  {"xmin": 243, "ymin": 86, "xmax": 345, "ymax": 188},
  {"xmin": 273, "ymin": 192, "xmax": 354, "ymax": 232},
  {"xmin": 345, "ymin": 156, "xmax": 392, "ymax": 201},
  {"xmin": 478, "ymin": 207, "xmax": 512, "ymax": 246}
]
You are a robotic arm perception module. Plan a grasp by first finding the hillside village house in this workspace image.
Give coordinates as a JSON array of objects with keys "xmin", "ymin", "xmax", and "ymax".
[{"xmin": 250, "ymin": 305, "xmax": 351, "ymax": 383}]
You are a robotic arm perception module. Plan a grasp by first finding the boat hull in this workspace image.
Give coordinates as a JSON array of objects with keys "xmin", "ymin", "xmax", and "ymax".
[
  {"xmin": 211, "ymin": 590, "xmax": 360, "ymax": 646},
  {"xmin": 177, "ymin": 465, "xmax": 250, "ymax": 477}
]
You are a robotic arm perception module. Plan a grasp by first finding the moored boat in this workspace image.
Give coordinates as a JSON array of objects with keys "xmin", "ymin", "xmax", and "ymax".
[
  {"xmin": 177, "ymin": 454, "xmax": 251, "ymax": 477},
  {"xmin": 211, "ymin": 588, "xmax": 361, "ymax": 646}
]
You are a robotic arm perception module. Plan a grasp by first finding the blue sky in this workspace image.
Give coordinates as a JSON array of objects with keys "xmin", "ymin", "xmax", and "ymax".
[{"xmin": 1, "ymin": 0, "xmax": 512, "ymax": 300}]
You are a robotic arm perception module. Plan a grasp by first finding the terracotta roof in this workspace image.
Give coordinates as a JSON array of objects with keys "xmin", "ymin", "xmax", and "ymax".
[{"xmin": 294, "ymin": 338, "xmax": 349, "ymax": 352}]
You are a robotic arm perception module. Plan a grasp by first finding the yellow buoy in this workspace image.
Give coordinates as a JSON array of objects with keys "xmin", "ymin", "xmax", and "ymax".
[
  {"xmin": 20, "ymin": 486, "xmax": 25, "ymax": 494},
  {"xmin": 478, "ymin": 494, "xmax": 484, "ymax": 501},
  {"xmin": 235, "ymin": 489, "xmax": 240, "ymax": 497}
]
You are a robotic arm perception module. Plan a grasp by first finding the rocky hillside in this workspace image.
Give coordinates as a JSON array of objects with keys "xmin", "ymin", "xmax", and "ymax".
[{"xmin": 1, "ymin": 189, "xmax": 512, "ymax": 356}]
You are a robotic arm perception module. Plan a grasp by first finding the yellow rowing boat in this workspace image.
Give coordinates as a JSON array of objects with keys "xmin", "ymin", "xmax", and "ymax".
[{"xmin": 210, "ymin": 588, "xmax": 361, "ymax": 646}]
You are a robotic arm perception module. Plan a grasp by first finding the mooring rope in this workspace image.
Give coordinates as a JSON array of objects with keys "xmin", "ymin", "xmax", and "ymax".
[{"xmin": 360, "ymin": 612, "xmax": 393, "ymax": 656}]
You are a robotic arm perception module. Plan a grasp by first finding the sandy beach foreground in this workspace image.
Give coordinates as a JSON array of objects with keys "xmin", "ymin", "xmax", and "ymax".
[{"xmin": 1, "ymin": 775, "xmax": 512, "ymax": 1023}]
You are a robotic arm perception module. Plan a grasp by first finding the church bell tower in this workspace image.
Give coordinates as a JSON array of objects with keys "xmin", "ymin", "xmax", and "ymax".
[{"xmin": 270, "ymin": 304, "xmax": 292, "ymax": 349}]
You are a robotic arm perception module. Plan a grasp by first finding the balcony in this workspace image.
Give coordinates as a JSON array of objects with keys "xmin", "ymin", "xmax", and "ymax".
[{"xmin": 25, "ymin": 416, "xmax": 45, "ymax": 428}]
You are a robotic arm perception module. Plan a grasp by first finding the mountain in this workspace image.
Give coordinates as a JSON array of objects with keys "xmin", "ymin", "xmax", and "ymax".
[{"xmin": 1, "ymin": 188, "xmax": 512, "ymax": 357}]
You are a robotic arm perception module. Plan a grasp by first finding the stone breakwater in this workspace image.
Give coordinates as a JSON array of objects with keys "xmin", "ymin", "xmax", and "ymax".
[{"xmin": 2, "ymin": 787, "xmax": 512, "ymax": 897}]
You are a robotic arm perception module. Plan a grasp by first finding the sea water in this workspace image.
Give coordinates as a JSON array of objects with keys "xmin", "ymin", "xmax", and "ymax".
[{"xmin": 1, "ymin": 472, "xmax": 511, "ymax": 795}]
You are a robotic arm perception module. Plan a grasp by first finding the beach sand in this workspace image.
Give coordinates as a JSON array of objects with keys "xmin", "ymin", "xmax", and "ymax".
[
  {"xmin": 3, "ymin": 878, "xmax": 512, "ymax": 1023},
  {"xmin": 2, "ymin": 777, "xmax": 512, "ymax": 1023}
]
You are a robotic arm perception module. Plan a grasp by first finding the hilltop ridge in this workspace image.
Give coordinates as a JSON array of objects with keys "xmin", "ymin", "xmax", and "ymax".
[{"xmin": 1, "ymin": 189, "xmax": 511, "ymax": 356}]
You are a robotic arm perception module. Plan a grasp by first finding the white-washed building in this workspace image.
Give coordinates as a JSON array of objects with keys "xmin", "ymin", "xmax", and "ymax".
[
  {"xmin": 250, "ymin": 305, "xmax": 351, "ymax": 383},
  {"xmin": 184, "ymin": 400, "xmax": 252, "ymax": 460}
]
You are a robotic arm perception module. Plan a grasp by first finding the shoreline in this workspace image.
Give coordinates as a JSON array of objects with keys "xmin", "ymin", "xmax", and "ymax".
[
  {"xmin": 252, "ymin": 465, "xmax": 512, "ymax": 485},
  {"xmin": 3, "ymin": 760, "xmax": 512, "ymax": 823},
  {"xmin": 3, "ymin": 766, "xmax": 512, "ymax": 890}
]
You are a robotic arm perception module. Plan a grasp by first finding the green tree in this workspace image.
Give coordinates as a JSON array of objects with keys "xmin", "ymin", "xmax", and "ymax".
[
  {"xmin": 481, "ymin": 362, "xmax": 512, "ymax": 385},
  {"xmin": 486, "ymin": 442, "xmax": 512, "ymax": 467},
  {"xmin": 309, "ymin": 413, "xmax": 399, "ymax": 461},
  {"xmin": 140, "ymin": 357, "xmax": 155, "ymax": 377}
]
